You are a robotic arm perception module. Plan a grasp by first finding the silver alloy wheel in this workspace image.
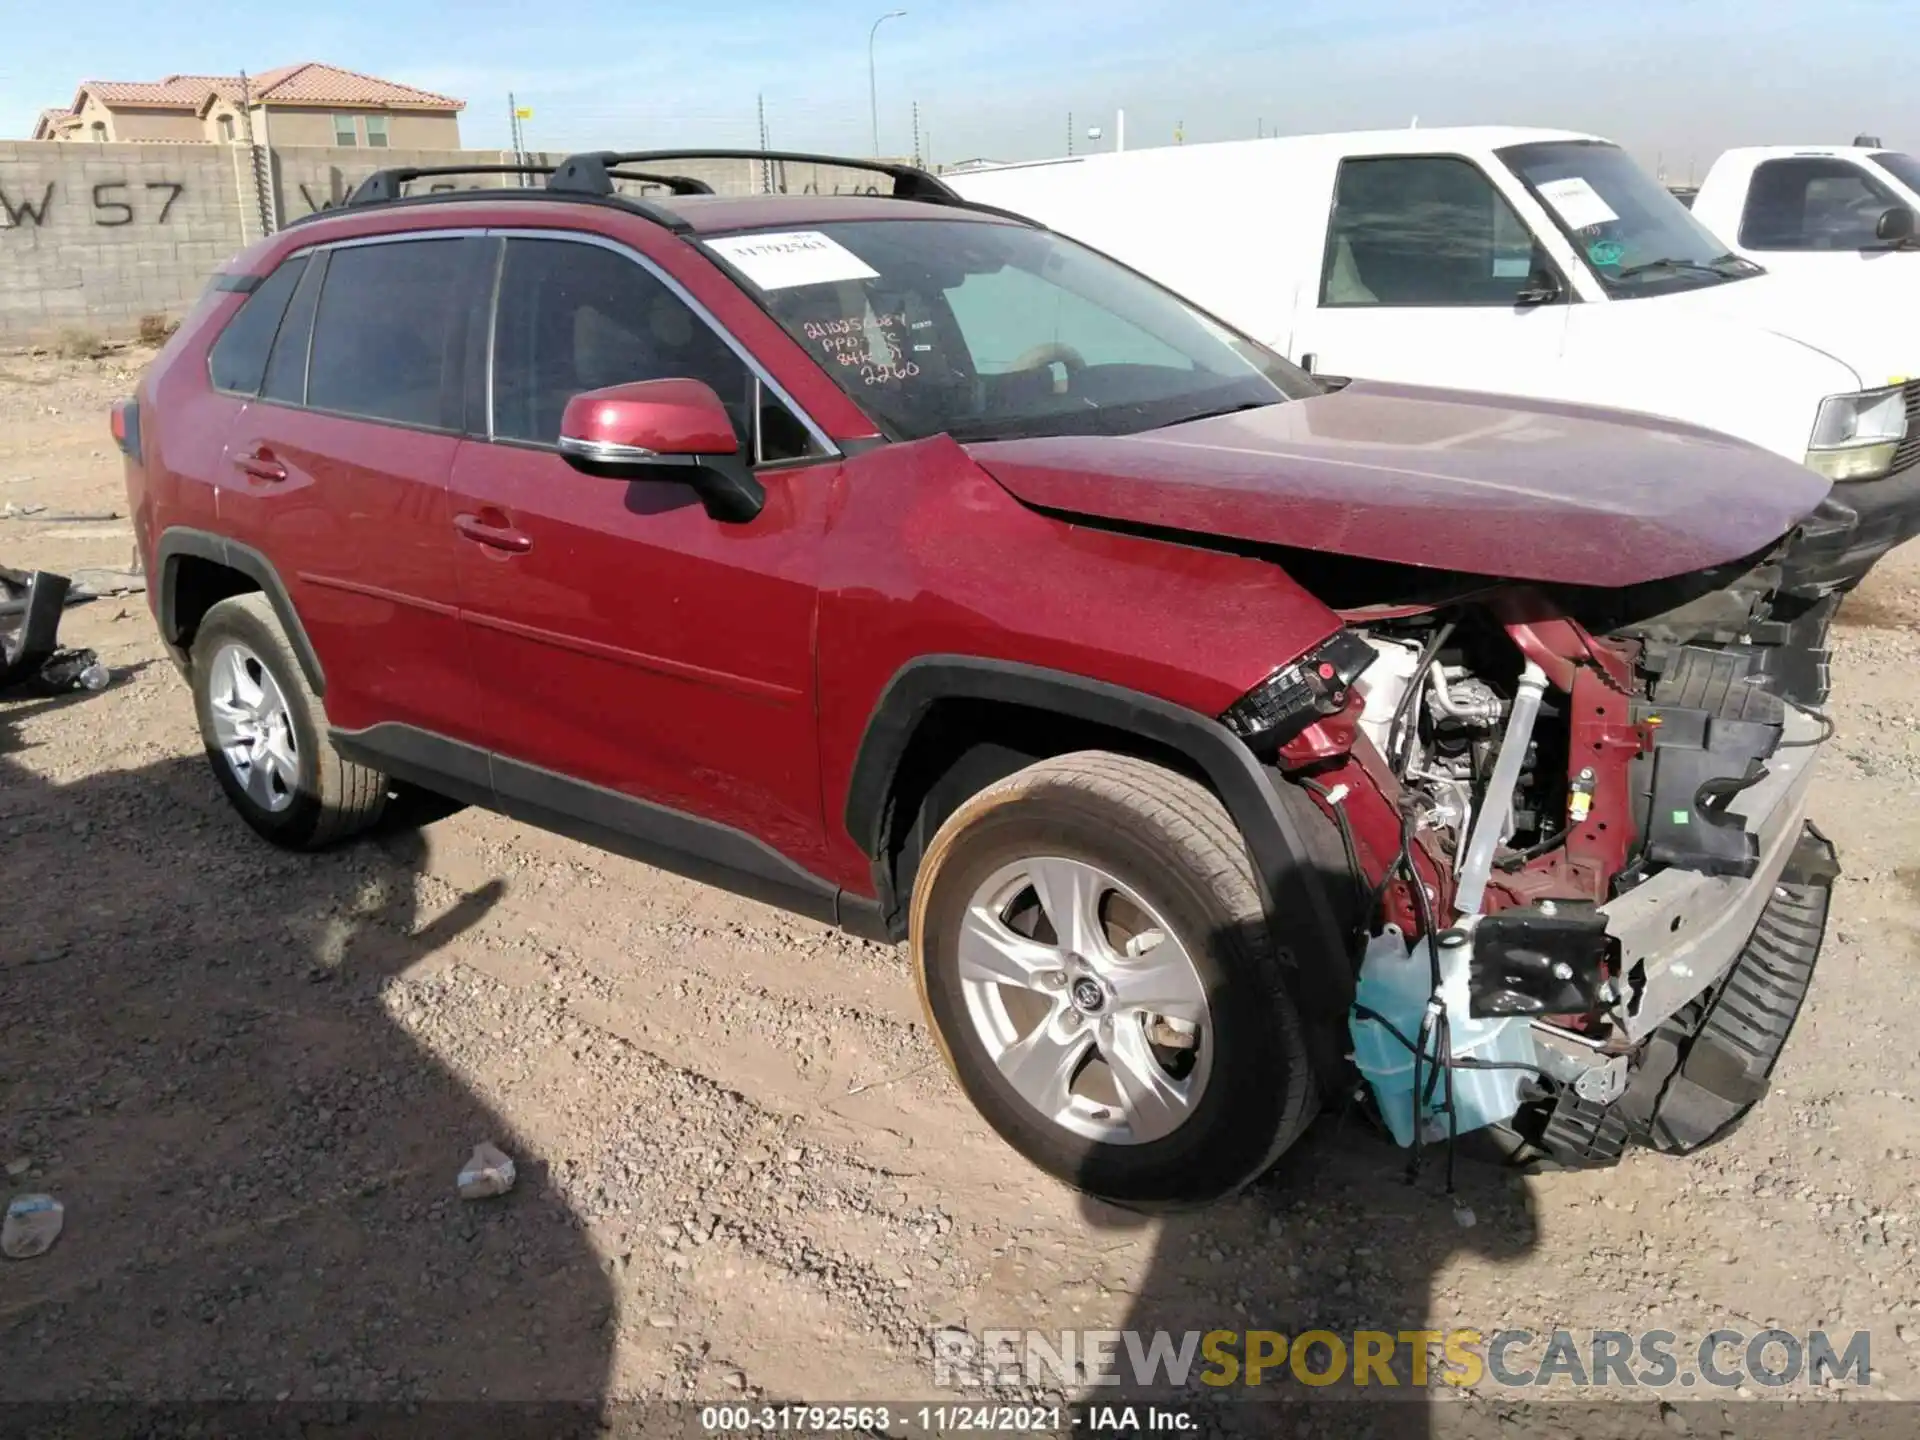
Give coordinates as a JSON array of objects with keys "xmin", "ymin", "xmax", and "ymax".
[
  {"xmin": 957, "ymin": 856, "xmax": 1213, "ymax": 1145},
  {"xmin": 206, "ymin": 640, "xmax": 300, "ymax": 814}
]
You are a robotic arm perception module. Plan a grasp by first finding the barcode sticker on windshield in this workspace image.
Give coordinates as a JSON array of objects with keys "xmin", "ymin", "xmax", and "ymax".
[
  {"xmin": 704, "ymin": 231, "xmax": 879, "ymax": 290},
  {"xmin": 1536, "ymin": 176, "xmax": 1618, "ymax": 231}
]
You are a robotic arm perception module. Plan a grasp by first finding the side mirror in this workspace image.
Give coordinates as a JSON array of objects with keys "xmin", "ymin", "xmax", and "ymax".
[
  {"xmin": 558, "ymin": 378, "xmax": 764, "ymax": 523},
  {"xmin": 1875, "ymin": 205, "xmax": 1916, "ymax": 245},
  {"xmin": 1516, "ymin": 266, "xmax": 1564, "ymax": 307}
]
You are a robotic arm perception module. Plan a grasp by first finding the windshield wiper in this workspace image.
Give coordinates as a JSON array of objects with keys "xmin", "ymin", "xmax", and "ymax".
[{"xmin": 1612, "ymin": 253, "xmax": 1754, "ymax": 281}]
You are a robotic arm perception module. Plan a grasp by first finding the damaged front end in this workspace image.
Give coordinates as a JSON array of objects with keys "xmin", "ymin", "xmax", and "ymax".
[{"xmin": 1258, "ymin": 512, "xmax": 1844, "ymax": 1171}]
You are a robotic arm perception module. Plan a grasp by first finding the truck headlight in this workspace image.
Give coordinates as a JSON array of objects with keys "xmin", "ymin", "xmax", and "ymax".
[{"xmin": 1806, "ymin": 386, "xmax": 1908, "ymax": 481}]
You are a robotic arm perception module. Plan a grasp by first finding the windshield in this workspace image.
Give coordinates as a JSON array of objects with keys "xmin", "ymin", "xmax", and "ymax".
[
  {"xmin": 1498, "ymin": 140, "xmax": 1762, "ymax": 297},
  {"xmin": 1872, "ymin": 151, "xmax": 1920, "ymax": 197},
  {"xmin": 705, "ymin": 219, "xmax": 1314, "ymax": 443}
]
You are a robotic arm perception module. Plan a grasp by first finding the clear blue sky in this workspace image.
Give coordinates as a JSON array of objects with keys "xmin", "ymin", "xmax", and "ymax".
[{"xmin": 4, "ymin": 0, "xmax": 1914, "ymax": 176}]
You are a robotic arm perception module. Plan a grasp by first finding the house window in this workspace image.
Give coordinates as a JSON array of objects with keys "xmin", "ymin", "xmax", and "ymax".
[
  {"xmin": 333, "ymin": 115, "xmax": 358, "ymax": 147},
  {"xmin": 91, "ymin": 121, "xmax": 107, "ymax": 141},
  {"xmin": 217, "ymin": 114, "xmax": 236, "ymax": 142},
  {"xmin": 365, "ymin": 115, "xmax": 389, "ymax": 148}
]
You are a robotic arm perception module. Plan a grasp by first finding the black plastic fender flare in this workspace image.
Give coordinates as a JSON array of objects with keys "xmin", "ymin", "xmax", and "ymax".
[
  {"xmin": 154, "ymin": 527, "xmax": 326, "ymax": 695},
  {"xmin": 843, "ymin": 655, "xmax": 1354, "ymax": 1015}
]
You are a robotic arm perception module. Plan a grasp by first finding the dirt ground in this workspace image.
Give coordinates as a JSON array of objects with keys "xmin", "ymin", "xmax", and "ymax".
[{"xmin": 3, "ymin": 348, "xmax": 1919, "ymax": 1429}]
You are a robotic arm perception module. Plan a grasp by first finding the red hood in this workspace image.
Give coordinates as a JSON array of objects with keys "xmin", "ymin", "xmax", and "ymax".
[{"xmin": 965, "ymin": 381, "xmax": 1833, "ymax": 587}]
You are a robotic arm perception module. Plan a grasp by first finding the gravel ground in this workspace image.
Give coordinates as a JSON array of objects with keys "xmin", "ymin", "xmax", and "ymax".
[{"xmin": 2, "ymin": 350, "xmax": 1918, "ymax": 1430}]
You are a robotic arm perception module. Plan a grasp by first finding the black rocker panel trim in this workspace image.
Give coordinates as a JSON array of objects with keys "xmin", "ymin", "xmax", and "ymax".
[
  {"xmin": 330, "ymin": 723, "xmax": 892, "ymax": 942},
  {"xmin": 155, "ymin": 527, "xmax": 328, "ymax": 696},
  {"xmin": 843, "ymin": 655, "xmax": 1352, "ymax": 1012}
]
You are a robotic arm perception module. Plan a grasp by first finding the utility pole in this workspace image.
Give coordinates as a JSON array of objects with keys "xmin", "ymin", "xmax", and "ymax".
[
  {"xmin": 1175, "ymin": 118, "xmax": 1184, "ymax": 144},
  {"xmin": 868, "ymin": 9, "xmax": 907, "ymax": 157},
  {"xmin": 1067, "ymin": 112, "xmax": 1074, "ymax": 157},
  {"xmin": 758, "ymin": 94, "xmax": 773, "ymax": 192},
  {"xmin": 1116, "ymin": 108, "xmax": 1126, "ymax": 152},
  {"xmin": 911, "ymin": 100, "xmax": 922, "ymax": 168},
  {"xmin": 237, "ymin": 70, "xmax": 275, "ymax": 238}
]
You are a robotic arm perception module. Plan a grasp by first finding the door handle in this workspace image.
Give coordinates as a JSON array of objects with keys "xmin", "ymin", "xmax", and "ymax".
[
  {"xmin": 453, "ymin": 511, "xmax": 533, "ymax": 553},
  {"xmin": 231, "ymin": 447, "xmax": 287, "ymax": 482}
]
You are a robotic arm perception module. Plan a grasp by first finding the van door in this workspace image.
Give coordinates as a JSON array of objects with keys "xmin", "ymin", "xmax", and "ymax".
[{"xmin": 1289, "ymin": 155, "xmax": 1571, "ymax": 396}]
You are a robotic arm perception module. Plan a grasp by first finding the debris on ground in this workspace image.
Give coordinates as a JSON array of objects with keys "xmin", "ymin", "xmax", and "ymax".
[
  {"xmin": 456, "ymin": 1142, "xmax": 517, "ymax": 1200},
  {"xmin": 68, "ymin": 566, "xmax": 145, "ymax": 598},
  {"xmin": 3, "ymin": 1195, "xmax": 65, "ymax": 1259},
  {"xmin": 1, "ymin": 565, "xmax": 110, "ymax": 694},
  {"xmin": 32, "ymin": 649, "xmax": 110, "ymax": 692}
]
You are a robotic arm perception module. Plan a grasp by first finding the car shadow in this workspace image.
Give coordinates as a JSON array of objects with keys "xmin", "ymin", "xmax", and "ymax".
[{"xmin": 0, "ymin": 695, "xmax": 617, "ymax": 1412}]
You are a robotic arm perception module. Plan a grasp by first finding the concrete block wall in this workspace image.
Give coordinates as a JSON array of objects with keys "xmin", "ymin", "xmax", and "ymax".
[
  {"xmin": 1, "ymin": 141, "xmax": 249, "ymax": 344},
  {"xmin": 1, "ymin": 139, "xmax": 936, "ymax": 347}
]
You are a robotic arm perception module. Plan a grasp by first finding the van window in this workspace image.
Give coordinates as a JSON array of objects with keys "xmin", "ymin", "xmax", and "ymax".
[
  {"xmin": 1741, "ymin": 158, "xmax": 1901, "ymax": 251},
  {"xmin": 1872, "ymin": 152, "xmax": 1920, "ymax": 195},
  {"xmin": 1321, "ymin": 157, "xmax": 1546, "ymax": 308},
  {"xmin": 489, "ymin": 237, "xmax": 821, "ymax": 463},
  {"xmin": 207, "ymin": 256, "xmax": 307, "ymax": 395},
  {"xmin": 1500, "ymin": 139, "xmax": 1756, "ymax": 294},
  {"xmin": 307, "ymin": 239, "xmax": 469, "ymax": 429}
]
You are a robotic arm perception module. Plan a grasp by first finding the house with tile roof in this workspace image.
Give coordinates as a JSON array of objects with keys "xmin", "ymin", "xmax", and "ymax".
[{"xmin": 31, "ymin": 62, "xmax": 464, "ymax": 147}]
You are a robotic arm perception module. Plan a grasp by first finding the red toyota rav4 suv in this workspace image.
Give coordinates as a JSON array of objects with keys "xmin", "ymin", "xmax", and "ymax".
[{"xmin": 120, "ymin": 150, "xmax": 1847, "ymax": 1205}]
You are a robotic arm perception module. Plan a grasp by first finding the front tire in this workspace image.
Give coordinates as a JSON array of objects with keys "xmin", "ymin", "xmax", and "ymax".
[
  {"xmin": 910, "ymin": 751, "xmax": 1317, "ymax": 1207},
  {"xmin": 190, "ymin": 593, "xmax": 388, "ymax": 848}
]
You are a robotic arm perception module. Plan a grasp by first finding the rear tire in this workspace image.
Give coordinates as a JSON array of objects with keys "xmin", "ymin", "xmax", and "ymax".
[
  {"xmin": 190, "ymin": 593, "xmax": 387, "ymax": 848},
  {"xmin": 910, "ymin": 750, "xmax": 1317, "ymax": 1208}
]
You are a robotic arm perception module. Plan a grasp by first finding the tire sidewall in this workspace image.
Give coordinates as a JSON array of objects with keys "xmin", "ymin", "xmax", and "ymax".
[
  {"xmin": 916, "ymin": 786, "xmax": 1308, "ymax": 1207},
  {"xmin": 190, "ymin": 600, "xmax": 328, "ymax": 847}
]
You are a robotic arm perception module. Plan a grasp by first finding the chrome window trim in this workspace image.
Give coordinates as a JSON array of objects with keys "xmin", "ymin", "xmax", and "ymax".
[
  {"xmin": 203, "ymin": 225, "xmax": 840, "ymax": 461},
  {"xmin": 482, "ymin": 227, "xmax": 840, "ymax": 459}
]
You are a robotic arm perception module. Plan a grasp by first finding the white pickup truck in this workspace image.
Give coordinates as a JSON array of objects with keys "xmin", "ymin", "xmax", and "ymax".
[
  {"xmin": 949, "ymin": 127, "xmax": 1920, "ymax": 590},
  {"xmin": 1689, "ymin": 143, "xmax": 1920, "ymax": 281}
]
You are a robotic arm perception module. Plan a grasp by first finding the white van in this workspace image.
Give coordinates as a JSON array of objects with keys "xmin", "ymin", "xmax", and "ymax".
[
  {"xmin": 949, "ymin": 127, "xmax": 1920, "ymax": 585},
  {"xmin": 1690, "ymin": 144, "xmax": 1920, "ymax": 282}
]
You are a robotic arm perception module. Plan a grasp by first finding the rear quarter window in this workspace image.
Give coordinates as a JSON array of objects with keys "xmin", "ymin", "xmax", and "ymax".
[{"xmin": 207, "ymin": 257, "xmax": 308, "ymax": 395}]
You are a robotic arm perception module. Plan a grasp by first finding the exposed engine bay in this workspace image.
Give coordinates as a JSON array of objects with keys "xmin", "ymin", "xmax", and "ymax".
[{"xmin": 1254, "ymin": 531, "xmax": 1844, "ymax": 1174}]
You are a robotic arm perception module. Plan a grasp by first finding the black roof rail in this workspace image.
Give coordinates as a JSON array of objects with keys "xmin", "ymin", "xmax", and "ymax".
[
  {"xmin": 549, "ymin": 148, "xmax": 961, "ymax": 201},
  {"xmin": 345, "ymin": 163, "xmax": 554, "ymax": 206},
  {"xmin": 335, "ymin": 161, "xmax": 713, "ymax": 208},
  {"xmin": 285, "ymin": 163, "xmax": 698, "ymax": 235}
]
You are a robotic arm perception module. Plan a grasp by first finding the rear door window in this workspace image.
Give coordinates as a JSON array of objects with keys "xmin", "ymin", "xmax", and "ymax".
[
  {"xmin": 207, "ymin": 256, "xmax": 307, "ymax": 394},
  {"xmin": 1321, "ymin": 156, "xmax": 1546, "ymax": 307},
  {"xmin": 1740, "ymin": 158, "xmax": 1899, "ymax": 250},
  {"xmin": 306, "ymin": 238, "xmax": 474, "ymax": 429}
]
